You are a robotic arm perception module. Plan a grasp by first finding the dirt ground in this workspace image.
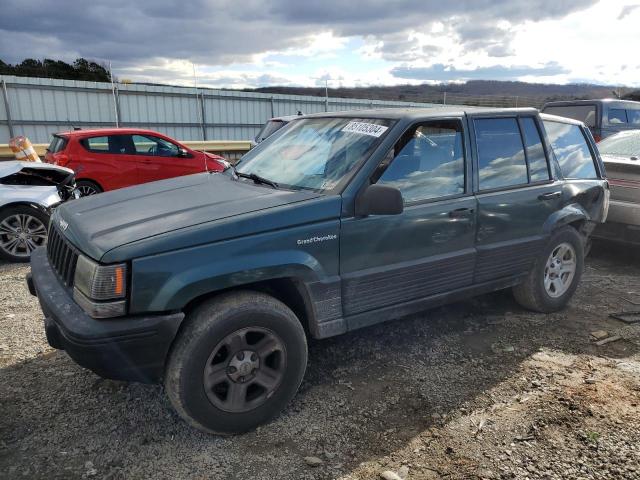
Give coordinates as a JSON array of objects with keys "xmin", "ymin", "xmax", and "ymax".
[{"xmin": 1, "ymin": 241, "xmax": 639, "ymax": 480}]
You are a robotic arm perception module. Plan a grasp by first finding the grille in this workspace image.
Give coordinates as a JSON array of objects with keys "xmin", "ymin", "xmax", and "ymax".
[{"xmin": 47, "ymin": 224, "xmax": 78, "ymax": 287}]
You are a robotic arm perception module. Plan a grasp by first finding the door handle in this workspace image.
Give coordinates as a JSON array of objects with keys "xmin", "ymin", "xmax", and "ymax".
[
  {"xmin": 449, "ymin": 207, "xmax": 474, "ymax": 218},
  {"xmin": 538, "ymin": 191, "xmax": 562, "ymax": 201}
]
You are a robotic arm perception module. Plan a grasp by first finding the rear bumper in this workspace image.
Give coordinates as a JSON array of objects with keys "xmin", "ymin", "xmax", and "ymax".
[
  {"xmin": 593, "ymin": 221, "xmax": 640, "ymax": 246},
  {"xmin": 606, "ymin": 199, "xmax": 640, "ymax": 227},
  {"xmin": 28, "ymin": 247, "xmax": 184, "ymax": 383}
]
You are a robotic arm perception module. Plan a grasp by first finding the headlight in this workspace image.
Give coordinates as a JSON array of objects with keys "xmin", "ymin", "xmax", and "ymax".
[{"xmin": 73, "ymin": 255, "xmax": 127, "ymax": 318}]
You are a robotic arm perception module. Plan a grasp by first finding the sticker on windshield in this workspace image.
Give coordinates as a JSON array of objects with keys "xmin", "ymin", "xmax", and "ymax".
[{"xmin": 342, "ymin": 121, "xmax": 388, "ymax": 137}]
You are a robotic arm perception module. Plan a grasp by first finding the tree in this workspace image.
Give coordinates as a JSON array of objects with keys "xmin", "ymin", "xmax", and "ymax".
[{"xmin": 0, "ymin": 57, "xmax": 111, "ymax": 82}]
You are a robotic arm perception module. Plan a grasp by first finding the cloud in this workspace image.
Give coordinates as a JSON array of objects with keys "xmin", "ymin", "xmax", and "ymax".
[
  {"xmin": 618, "ymin": 4, "xmax": 640, "ymax": 19},
  {"xmin": 391, "ymin": 62, "xmax": 569, "ymax": 81},
  {"xmin": 0, "ymin": 0, "xmax": 596, "ymax": 67}
]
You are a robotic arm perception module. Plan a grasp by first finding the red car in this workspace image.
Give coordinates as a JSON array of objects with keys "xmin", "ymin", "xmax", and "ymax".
[{"xmin": 44, "ymin": 128, "xmax": 226, "ymax": 195}]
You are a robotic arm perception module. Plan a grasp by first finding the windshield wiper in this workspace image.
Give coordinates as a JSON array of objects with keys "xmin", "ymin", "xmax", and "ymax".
[{"xmin": 230, "ymin": 165, "xmax": 279, "ymax": 189}]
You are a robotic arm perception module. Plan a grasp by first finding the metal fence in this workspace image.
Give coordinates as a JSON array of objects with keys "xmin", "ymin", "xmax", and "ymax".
[{"xmin": 0, "ymin": 75, "xmax": 445, "ymax": 144}]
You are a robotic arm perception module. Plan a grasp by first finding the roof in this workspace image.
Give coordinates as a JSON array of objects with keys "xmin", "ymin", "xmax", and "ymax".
[
  {"xmin": 543, "ymin": 98, "xmax": 640, "ymax": 108},
  {"xmin": 56, "ymin": 127, "xmax": 166, "ymax": 137},
  {"xmin": 539, "ymin": 112, "xmax": 586, "ymax": 126},
  {"xmin": 299, "ymin": 106, "xmax": 539, "ymax": 121}
]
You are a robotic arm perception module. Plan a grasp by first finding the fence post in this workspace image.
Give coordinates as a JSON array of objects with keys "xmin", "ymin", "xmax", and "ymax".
[
  {"xmin": 114, "ymin": 87, "xmax": 122, "ymax": 126},
  {"xmin": 515, "ymin": 96, "xmax": 519, "ymax": 108},
  {"xmin": 1, "ymin": 79, "xmax": 15, "ymax": 138},
  {"xmin": 270, "ymin": 97, "xmax": 275, "ymax": 118},
  {"xmin": 443, "ymin": 92, "xmax": 447, "ymax": 105},
  {"xmin": 199, "ymin": 92, "xmax": 207, "ymax": 140}
]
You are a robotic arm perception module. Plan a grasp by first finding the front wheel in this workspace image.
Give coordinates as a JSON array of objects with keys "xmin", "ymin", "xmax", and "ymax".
[
  {"xmin": 165, "ymin": 291, "xmax": 308, "ymax": 434},
  {"xmin": 513, "ymin": 227, "xmax": 584, "ymax": 313},
  {"xmin": 0, "ymin": 206, "xmax": 49, "ymax": 262}
]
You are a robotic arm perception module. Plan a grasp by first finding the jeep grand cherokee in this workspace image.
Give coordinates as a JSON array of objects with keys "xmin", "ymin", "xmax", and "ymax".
[{"xmin": 28, "ymin": 107, "xmax": 609, "ymax": 434}]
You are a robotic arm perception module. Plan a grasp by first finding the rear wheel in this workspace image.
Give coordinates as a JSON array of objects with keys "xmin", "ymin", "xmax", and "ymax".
[
  {"xmin": 0, "ymin": 206, "xmax": 49, "ymax": 262},
  {"xmin": 76, "ymin": 180, "xmax": 102, "ymax": 196},
  {"xmin": 513, "ymin": 227, "xmax": 584, "ymax": 313},
  {"xmin": 165, "ymin": 291, "xmax": 307, "ymax": 434}
]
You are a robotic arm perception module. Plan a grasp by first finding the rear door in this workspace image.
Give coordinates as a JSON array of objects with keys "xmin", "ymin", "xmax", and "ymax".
[
  {"xmin": 470, "ymin": 114, "xmax": 562, "ymax": 284},
  {"xmin": 130, "ymin": 134, "xmax": 202, "ymax": 183},
  {"xmin": 339, "ymin": 118, "xmax": 477, "ymax": 324},
  {"xmin": 78, "ymin": 135, "xmax": 140, "ymax": 190}
]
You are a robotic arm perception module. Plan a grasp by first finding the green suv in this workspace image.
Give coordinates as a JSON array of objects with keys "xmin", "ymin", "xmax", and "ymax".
[{"xmin": 28, "ymin": 107, "xmax": 609, "ymax": 434}]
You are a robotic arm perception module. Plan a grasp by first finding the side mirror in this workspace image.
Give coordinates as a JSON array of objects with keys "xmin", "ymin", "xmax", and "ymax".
[
  {"xmin": 177, "ymin": 148, "xmax": 189, "ymax": 157},
  {"xmin": 356, "ymin": 184, "xmax": 404, "ymax": 216}
]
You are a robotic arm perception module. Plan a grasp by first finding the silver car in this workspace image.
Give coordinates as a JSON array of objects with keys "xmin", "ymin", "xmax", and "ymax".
[
  {"xmin": 0, "ymin": 161, "xmax": 77, "ymax": 262},
  {"xmin": 592, "ymin": 130, "xmax": 640, "ymax": 245}
]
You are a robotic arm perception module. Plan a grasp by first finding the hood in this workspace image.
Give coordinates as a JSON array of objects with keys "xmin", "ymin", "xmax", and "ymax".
[
  {"xmin": 55, "ymin": 172, "xmax": 327, "ymax": 262},
  {"xmin": 0, "ymin": 160, "xmax": 73, "ymax": 179}
]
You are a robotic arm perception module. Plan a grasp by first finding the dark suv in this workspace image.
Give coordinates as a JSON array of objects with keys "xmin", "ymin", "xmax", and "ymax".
[
  {"xmin": 542, "ymin": 99, "xmax": 640, "ymax": 142},
  {"xmin": 28, "ymin": 107, "xmax": 609, "ymax": 434}
]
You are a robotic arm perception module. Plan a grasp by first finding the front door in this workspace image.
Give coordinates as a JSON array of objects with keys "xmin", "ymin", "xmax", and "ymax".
[
  {"xmin": 339, "ymin": 119, "xmax": 477, "ymax": 320},
  {"xmin": 471, "ymin": 115, "xmax": 562, "ymax": 284},
  {"xmin": 130, "ymin": 134, "xmax": 201, "ymax": 183}
]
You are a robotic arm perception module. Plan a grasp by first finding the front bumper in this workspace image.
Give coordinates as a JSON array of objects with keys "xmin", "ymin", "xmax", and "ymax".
[{"xmin": 28, "ymin": 247, "xmax": 184, "ymax": 383}]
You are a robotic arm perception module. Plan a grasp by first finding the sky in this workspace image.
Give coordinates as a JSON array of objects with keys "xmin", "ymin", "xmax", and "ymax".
[{"xmin": 1, "ymin": 0, "xmax": 639, "ymax": 89}]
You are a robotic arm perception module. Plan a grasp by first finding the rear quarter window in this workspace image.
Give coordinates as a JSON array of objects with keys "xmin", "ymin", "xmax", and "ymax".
[
  {"xmin": 542, "ymin": 105, "xmax": 597, "ymax": 127},
  {"xmin": 543, "ymin": 121, "xmax": 598, "ymax": 179}
]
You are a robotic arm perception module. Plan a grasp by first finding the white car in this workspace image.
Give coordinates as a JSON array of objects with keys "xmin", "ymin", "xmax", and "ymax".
[{"xmin": 0, "ymin": 161, "xmax": 77, "ymax": 262}]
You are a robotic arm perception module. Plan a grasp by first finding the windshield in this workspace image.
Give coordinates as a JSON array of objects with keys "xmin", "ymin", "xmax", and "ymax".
[
  {"xmin": 238, "ymin": 117, "xmax": 392, "ymax": 192},
  {"xmin": 598, "ymin": 131, "xmax": 640, "ymax": 157}
]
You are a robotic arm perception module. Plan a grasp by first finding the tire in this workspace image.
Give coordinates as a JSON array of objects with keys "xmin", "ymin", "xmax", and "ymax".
[
  {"xmin": 513, "ymin": 226, "xmax": 584, "ymax": 313},
  {"xmin": 76, "ymin": 180, "xmax": 102, "ymax": 197},
  {"xmin": 0, "ymin": 205, "xmax": 49, "ymax": 262},
  {"xmin": 165, "ymin": 291, "xmax": 308, "ymax": 434}
]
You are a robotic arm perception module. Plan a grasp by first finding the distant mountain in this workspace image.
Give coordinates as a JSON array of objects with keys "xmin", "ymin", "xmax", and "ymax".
[{"xmin": 247, "ymin": 80, "xmax": 631, "ymax": 108}]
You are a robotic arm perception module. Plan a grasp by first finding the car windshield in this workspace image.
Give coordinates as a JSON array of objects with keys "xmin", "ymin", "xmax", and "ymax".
[
  {"xmin": 237, "ymin": 117, "xmax": 392, "ymax": 191},
  {"xmin": 598, "ymin": 131, "xmax": 640, "ymax": 157}
]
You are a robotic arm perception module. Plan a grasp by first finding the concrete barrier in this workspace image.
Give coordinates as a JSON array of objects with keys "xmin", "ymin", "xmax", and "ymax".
[{"xmin": 0, "ymin": 140, "xmax": 252, "ymax": 161}]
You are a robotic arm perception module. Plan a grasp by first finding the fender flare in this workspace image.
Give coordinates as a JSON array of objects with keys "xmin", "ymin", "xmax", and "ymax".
[{"xmin": 542, "ymin": 203, "xmax": 590, "ymax": 235}]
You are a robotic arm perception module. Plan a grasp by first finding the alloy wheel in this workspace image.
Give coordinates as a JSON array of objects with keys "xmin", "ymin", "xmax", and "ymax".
[
  {"xmin": 78, "ymin": 184, "xmax": 99, "ymax": 196},
  {"xmin": 544, "ymin": 242, "xmax": 577, "ymax": 298},
  {"xmin": 0, "ymin": 214, "xmax": 47, "ymax": 259}
]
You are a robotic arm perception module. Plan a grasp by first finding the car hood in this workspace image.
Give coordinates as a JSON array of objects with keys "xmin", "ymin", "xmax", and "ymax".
[
  {"xmin": 0, "ymin": 160, "xmax": 73, "ymax": 178},
  {"xmin": 55, "ymin": 172, "xmax": 327, "ymax": 262}
]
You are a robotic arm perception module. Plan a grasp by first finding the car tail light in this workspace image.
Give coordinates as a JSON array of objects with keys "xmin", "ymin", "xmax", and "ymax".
[
  {"xmin": 55, "ymin": 154, "xmax": 71, "ymax": 167},
  {"xmin": 593, "ymin": 134, "xmax": 601, "ymax": 143}
]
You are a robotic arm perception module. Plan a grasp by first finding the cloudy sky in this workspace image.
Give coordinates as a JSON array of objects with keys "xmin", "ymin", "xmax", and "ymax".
[{"xmin": 1, "ymin": 0, "xmax": 639, "ymax": 88}]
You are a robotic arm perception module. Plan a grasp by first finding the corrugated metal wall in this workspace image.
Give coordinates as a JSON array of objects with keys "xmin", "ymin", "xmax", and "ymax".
[{"xmin": 0, "ymin": 75, "xmax": 440, "ymax": 144}]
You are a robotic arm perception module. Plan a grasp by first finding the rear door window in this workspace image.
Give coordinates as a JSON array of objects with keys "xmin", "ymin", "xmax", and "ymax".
[
  {"xmin": 475, "ymin": 118, "xmax": 528, "ymax": 190},
  {"xmin": 543, "ymin": 121, "xmax": 598, "ymax": 179},
  {"xmin": 81, "ymin": 135, "xmax": 132, "ymax": 154},
  {"xmin": 608, "ymin": 109, "xmax": 628, "ymax": 124},
  {"xmin": 542, "ymin": 105, "xmax": 596, "ymax": 127},
  {"xmin": 82, "ymin": 136, "xmax": 110, "ymax": 152},
  {"xmin": 520, "ymin": 117, "xmax": 550, "ymax": 182}
]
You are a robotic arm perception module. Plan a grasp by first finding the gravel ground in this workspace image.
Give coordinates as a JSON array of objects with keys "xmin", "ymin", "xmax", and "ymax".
[{"xmin": 1, "ymin": 241, "xmax": 639, "ymax": 480}]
